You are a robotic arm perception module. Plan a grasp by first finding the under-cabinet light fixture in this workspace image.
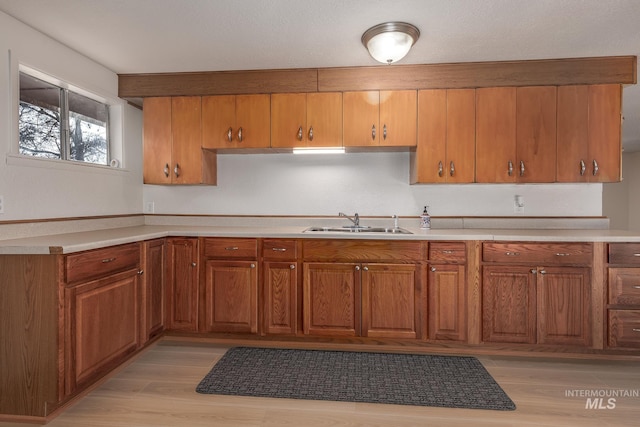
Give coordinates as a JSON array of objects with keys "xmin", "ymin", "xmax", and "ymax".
[
  {"xmin": 362, "ymin": 22, "xmax": 420, "ymax": 64},
  {"xmin": 292, "ymin": 147, "xmax": 345, "ymax": 154}
]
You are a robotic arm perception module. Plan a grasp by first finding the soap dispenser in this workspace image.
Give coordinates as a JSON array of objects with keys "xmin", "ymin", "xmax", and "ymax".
[{"xmin": 420, "ymin": 206, "xmax": 431, "ymax": 229}]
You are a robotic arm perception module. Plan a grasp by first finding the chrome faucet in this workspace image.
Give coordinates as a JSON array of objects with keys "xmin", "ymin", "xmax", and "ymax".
[{"xmin": 339, "ymin": 212, "xmax": 359, "ymax": 227}]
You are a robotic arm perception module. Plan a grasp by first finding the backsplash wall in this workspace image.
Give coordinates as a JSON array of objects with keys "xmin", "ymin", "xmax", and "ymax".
[{"xmin": 143, "ymin": 152, "xmax": 603, "ymax": 218}]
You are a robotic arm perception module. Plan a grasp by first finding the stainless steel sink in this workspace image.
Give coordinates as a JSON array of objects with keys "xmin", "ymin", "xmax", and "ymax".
[{"xmin": 303, "ymin": 226, "xmax": 412, "ymax": 234}]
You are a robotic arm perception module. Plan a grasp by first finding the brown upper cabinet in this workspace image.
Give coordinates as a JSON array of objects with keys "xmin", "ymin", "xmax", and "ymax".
[
  {"xmin": 343, "ymin": 90, "xmax": 417, "ymax": 147},
  {"xmin": 202, "ymin": 94, "xmax": 270, "ymax": 149},
  {"xmin": 143, "ymin": 97, "xmax": 216, "ymax": 185},
  {"xmin": 476, "ymin": 86, "xmax": 556, "ymax": 183},
  {"xmin": 412, "ymin": 89, "xmax": 476, "ymax": 183},
  {"xmin": 557, "ymin": 84, "xmax": 622, "ymax": 182},
  {"xmin": 271, "ymin": 92, "xmax": 343, "ymax": 148}
]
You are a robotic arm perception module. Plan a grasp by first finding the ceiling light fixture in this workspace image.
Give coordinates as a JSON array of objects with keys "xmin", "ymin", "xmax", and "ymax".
[{"xmin": 361, "ymin": 22, "xmax": 420, "ymax": 65}]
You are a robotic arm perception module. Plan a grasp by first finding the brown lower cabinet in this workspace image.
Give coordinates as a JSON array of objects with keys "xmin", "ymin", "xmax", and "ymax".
[
  {"xmin": 482, "ymin": 242, "xmax": 592, "ymax": 346},
  {"xmin": 141, "ymin": 239, "xmax": 166, "ymax": 343},
  {"xmin": 607, "ymin": 243, "xmax": 640, "ymax": 348}
]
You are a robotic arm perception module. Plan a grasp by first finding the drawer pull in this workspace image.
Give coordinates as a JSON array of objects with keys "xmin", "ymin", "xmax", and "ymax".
[
  {"xmin": 634, "ymin": 253, "xmax": 640, "ymax": 257},
  {"xmin": 633, "ymin": 329, "xmax": 640, "ymax": 333},
  {"xmin": 101, "ymin": 258, "xmax": 116, "ymax": 263},
  {"xmin": 225, "ymin": 246, "xmax": 239, "ymax": 251},
  {"xmin": 271, "ymin": 248, "xmax": 287, "ymax": 252},
  {"xmin": 505, "ymin": 252, "xmax": 520, "ymax": 256},
  {"xmin": 633, "ymin": 286, "xmax": 640, "ymax": 289},
  {"xmin": 442, "ymin": 250, "xmax": 455, "ymax": 254},
  {"xmin": 555, "ymin": 253, "xmax": 571, "ymax": 257}
]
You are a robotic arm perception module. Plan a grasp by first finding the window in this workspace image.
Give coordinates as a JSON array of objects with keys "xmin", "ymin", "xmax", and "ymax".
[{"xmin": 19, "ymin": 72, "xmax": 109, "ymax": 165}]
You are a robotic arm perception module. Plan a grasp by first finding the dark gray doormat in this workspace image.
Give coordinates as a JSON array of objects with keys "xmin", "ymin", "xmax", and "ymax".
[{"xmin": 196, "ymin": 347, "xmax": 516, "ymax": 411}]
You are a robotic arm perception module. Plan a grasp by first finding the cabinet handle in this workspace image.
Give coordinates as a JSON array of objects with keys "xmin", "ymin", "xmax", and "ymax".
[
  {"xmin": 555, "ymin": 253, "xmax": 571, "ymax": 257},
  {"xmin": 438, "ymin": 161, "xmax": 443, "ymax": 177},
  {"xmin": 250, "ymin": 263, "xmax": 256, "ymax": 268},
  {"xmin": 290, "ymin": 264, "xmax": 295, "ymax": 270},
  {"xmin": 442, "ymin": 250, "xmax": 455, "ymax": 254},
  {"xmin": 593, "ymin": 159, "xmax": 599, "ymax": 176},
  {"xmin": 633, "ymin": 254, "xmax": 640, "ymax": 257},
  {"xmin": 297, "ymin": 126, "xmax": 303, "ymax": 141},
  {"xmin": 530, "ymin": 269, "xmax": 537, "ymax": 274},
  {"xmin": 371, "ymin": 125, "xmax": 376, "ymax": 141},
  {"xmin": 508, "ymin": 161, "xmax": 514, "ymax": 176},
  {"xmin": 431, "ymin": 267, "xmax": 436, "ymax": 272},
  {"xmin": 633, "ymin": 329, "xmax": 640, "ymax": 333},
  {"xmin": 271, "ymin": 248, "xmax": 287, "ymax": 252},
  {"xmin": 580, "ymin": 160, "xmax": 586, "ymax": 176},
  {"xmin": 227, "ymin": 127, "xmax": 233, "ymax": 142},
  {"xmin": 174, "ymin": 163, "xmax": 180, "ymax": 178},
  {"xmin": 225, "ymin": 246, "xmax": 239, "ymax": 251},
  {"xmin": 450, "ymin": 161, "xmax": 455, "ymax": 177},
  {"xmin": 163, "ymin": 163, "xmax": 170, "ymax": 177},
  {"xmin": 101, "ymin": 257, "xmax": 116, "ymax": 263},
  {"xmin": 363, "ymin": 266, "xmax": 369, "ymax": 271},
  {"xmin": 355, "ymin": 265, "xmax": 361, "ymax": 271},
  {"xmin": 520, "ymin": 160, "xmax": 525, "ymax": 177},
  {"xmin": 308, "ymin": 126, "xmax": 314, "ymax": 142},
  {"xmin": 191, "ymin": 262, "xmax": 196, "ymax": 267},
  {"xmin": 237, "ymin": 127, "xmax": 243, "ymax": 142},
  {"xmin": 505, "ymin": 252, "xmax": 520, "ymax": 256},
  {"xmin": 632, "ymin": 286, "xmax": 640, "ymax": 289},
  {"xmin": 539, "ymin": 270, "xmax": 546, "ymax": 275},
  {"xmin": 138, "ymin": 270, "xmax": 144, "ymax": 275},
  {"xmin": 383, "ymin": 124, "xmax": 387, "ymax": 140}
]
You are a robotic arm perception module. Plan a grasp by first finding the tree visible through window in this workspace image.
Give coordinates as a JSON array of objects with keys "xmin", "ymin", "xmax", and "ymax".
[{"xmin": 19, "ymin": 72, "xmax": 109, "ymax": 165}]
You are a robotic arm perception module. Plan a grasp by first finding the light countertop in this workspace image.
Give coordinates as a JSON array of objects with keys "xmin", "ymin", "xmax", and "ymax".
[{"xmin": 1, "ymin": 224, "xmax": 640, "ymax": 255}]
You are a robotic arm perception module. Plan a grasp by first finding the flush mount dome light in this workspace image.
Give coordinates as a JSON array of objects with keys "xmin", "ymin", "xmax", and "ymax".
[{"xmin": 361, "ymin": 22, "xmax": 420, "ymax": 64}]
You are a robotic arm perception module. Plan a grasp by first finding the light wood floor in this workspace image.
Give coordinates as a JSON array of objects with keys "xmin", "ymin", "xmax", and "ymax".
[{"xmin": 2, "ymin": 340, "xmax": 639, "ymax": 427}]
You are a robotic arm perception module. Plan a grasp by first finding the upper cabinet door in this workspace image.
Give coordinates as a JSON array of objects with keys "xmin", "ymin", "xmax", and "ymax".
[
  {"xmin": 588, "ymin": 84, "xmax": 622, "ymax": 182},
  {"xmin": 271, "ymin": 92, "xmax": 342, "ymax": 148},
  {"xmin": 203, "ymin": 94, "xmax": 270, "ymax": 149},
  {"xmin": 143, "ymin": 97, "xmax": 172, "ymax": 184},
  {"xmin": 271, "ymin": 93, "xmax": 307, "ymax": 148},
  {"xmin": 379, "ymin": 90, "xmax": 417, "ymax": 147},
  {"xmin": 171, "ymin": 97, "xmax": 202, "ymax": 184},
  {"xmin": 476, "ymin": 87, "xmax": 517, "ymax": 183},
  {"xmin": 557, "ymin": 84, "xmax": 622, "ymax": 182},
  {"xmin": 516, "ymin": 86, "xmax": 557, "ymax": 183},
  {"xmin": 305, "ymin": 92, "xmax": 343, "ymax": 147},
  {"xmin": 445, "ymin": 89, "xmax": 475, "ymax": 183},
  {"xmin": 343, "ymin": 91, "xmax": 380, "ymax": 147}
]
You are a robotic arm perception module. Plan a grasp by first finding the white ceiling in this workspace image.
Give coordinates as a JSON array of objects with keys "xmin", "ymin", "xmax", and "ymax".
[{"xmin": 1, "ymin": 0, "xmax": 639, "ymax": 151}]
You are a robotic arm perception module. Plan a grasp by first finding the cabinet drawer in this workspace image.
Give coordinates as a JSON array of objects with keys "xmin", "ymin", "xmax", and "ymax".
[
  {"xmin": 608, "ymin": 268, "xmax": 640, "ymax": 305},
  {"xmin": 609, "ymin": 243, "xmax": 640, "ymax": 265},
  {"xmin": 203, "ymin": 238, "xmax": 257, "ymax": 259},
  {"xmin": 608, "ymin": 310, "xmax": 640, "ymax": 348},
  {"xmin": 483, "ymin": 242, "xmax": 592, "ymax": 265},
  {"xmin": 303, "ymin": 239, "xmax": 423, "ymax": 262},
  {"xmin": 429, "ymin": 242, "xmax": 466, "ymax": 262},
  {"xmin": 65, "ymin": 243, "xmax": 140, "ymax": 284},
  {"xmin": 262, "ymin": 239, "xmax": 297, "ymax": 260}
]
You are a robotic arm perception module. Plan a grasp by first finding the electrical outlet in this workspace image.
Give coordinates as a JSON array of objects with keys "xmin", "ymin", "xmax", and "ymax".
[
  {"xmin": 144, "ymin": 201, "xmax": 155, "ymax": 214},
  {"xmin": 514, "ymin": 195, "xmax": 524, "ymax": 213},
  {"xmin": 0, "ymin": 195, "xmax": 4, "ymax": 214}
]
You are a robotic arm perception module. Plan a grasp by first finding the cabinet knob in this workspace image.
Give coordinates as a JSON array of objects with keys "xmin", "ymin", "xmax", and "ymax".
[
  {"xmin": 363, "ymin": 266, "xmax": 369, "ymax": 271},
  {"xmin": 237, "ymin": 127, "xmax": 243, "ymax": 142},
  {"xmin": 508, "ymin": 160, "xmax": 514, "ymax": 176},
  {"xmin": 290, "ymin": 264, "xmax": 295, "ymax": 270},
  {"xmin": 163, "ymin": 163, "xmax": 170, "ymax": 177},
  {"xmin": 431, "ymin": 267, "xmax": 436, "ymax": 272},
  {"xmin": 580, "ymin": 160, "xmax": 586, "ymax": 176},
  {"xmin": 138, "ymin": 270, "xmax": 144, "ymax": 275},
  {"xmin": 308, "ymin": 126, "xmax": 314, "ymax": 142},
  {"xmin": 520, "ymin": 160, "xmax": 525, "ymax": 177},
  {"xmin": 593, "ymin": 159, "xmax": 599, "ymax": 176},
  {"xmin": 450, "ymin": 161, "xmax": 455, "ymax": 177},
  {"xmin": 174, "ymin": 163, "xmax": 180, "ymax": 178},
  {"xmin": 355, "ymin": 265, "xmax": 361, "ymax": 271},
  {"xmin": 539, "ymin": 269, "xmax": 546, "ymax": 275},
  {"xmin": 191, "ymin": 262, "xmax": 196, "ymax": 267},
  {"xmin": 297, "ymin": 126, "xmax": 303, "ymax": 141},
  {"xmin": 438, "ymin": 161, "xmax": 443, "ymax": 177},
  {"xmin": 530, "ymin": 269, "xmax": 537, "ymax": 274},
  {"xmin": 383, "ymin": 124, "xmax": 387, "ymax": 140},
  {"xmin": 227, "ymin": 127, "xmax": 233, "ymax": 142},
  {"xmin": 371, "ymin": 125, "xmax": 376, "ymax": 141},
  {"xmin": 250, "ymin": 263, "xmax": 256, "ymax": 268}
]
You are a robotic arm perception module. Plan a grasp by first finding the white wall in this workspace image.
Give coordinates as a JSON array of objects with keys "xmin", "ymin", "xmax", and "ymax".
[
  {"xmin": 0, "ymin": 11, "xmax": 142, "ymax": 221},
  {"xmin": 144, "ymin": 152, "xmax": 603, "ymax": 217}
]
